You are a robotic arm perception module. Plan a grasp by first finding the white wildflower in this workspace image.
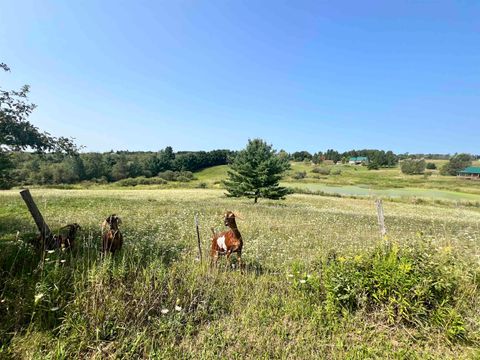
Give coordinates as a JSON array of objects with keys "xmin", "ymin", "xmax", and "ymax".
[
  {"xmin": 161, "ymin": 308, "xmax": 169, "ymax": 314},
  {"xmin": 175, "ymin": 305, "xmax": 182, "ymax": 312}
]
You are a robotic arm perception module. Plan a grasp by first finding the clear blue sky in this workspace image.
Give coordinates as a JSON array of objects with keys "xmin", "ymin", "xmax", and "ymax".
[{"xmin": 1, "ymin": 1, "xmax": 479, "ymax": 154}]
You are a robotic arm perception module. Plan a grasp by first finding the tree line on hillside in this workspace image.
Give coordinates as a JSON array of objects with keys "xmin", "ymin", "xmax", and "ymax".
[
  {"xmin": 3, "ymin": 147, "xmax": 478, "ymax": 188},
  {"xmin": 4, "ymin": 148, "xmax": 234, "ymax": 187}
]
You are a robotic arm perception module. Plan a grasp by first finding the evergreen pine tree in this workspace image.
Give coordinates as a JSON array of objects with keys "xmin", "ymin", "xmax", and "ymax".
[{"xmin": 224, "ymin": 139, "xmax": 291, "ymax": 203}]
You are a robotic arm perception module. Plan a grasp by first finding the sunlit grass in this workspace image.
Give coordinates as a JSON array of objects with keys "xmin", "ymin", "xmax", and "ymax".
[{"xmin": 1, "ymin": 188, "xmax": 479, "ymax": 358}]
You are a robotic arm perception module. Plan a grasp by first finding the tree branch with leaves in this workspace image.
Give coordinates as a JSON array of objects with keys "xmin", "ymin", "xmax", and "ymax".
[{"xmin": 0, "ymin": 62, "xmax": 79, "ymax": 188}]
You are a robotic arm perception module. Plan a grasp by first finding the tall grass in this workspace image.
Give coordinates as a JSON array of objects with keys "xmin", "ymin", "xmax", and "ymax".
[{"xmin": 1, "ymin": 189, "xmax": 479, "ymax": 358}]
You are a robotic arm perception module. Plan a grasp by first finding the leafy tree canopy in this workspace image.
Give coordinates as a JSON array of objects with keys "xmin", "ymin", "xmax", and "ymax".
[
  {"xmin": 0, "ymin": 63, "xmax": 77, "ymax": 153},
  {"xmin": 440, "ymin": 153, "xmax": 472, "ymax": 176}
]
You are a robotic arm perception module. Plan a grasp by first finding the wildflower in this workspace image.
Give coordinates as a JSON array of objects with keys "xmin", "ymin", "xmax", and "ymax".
[
  {"xmin": 299, "ymin": 279, "xmax": 306, "ymax": 284},
  {"xmin": 47, "ymin": 250, "xmax": 55, "ymax": 254},
  {"xmin": 161, "ymin": 309, "xmax": 169, "ymax": 314},
  {"xmin": 175, "ymin": 305, "xmax": 182, "ymax": 312},
  {"xmin": 60, "ymin": 259, "xmax": 66, "ymax": 263},
  {"xmin": 34, "ymin": 293, "xmax": 44, "ymax": 304},
  {"xmin": 50, "ymin": 307, "xmax": 60, "ymax": 311}
]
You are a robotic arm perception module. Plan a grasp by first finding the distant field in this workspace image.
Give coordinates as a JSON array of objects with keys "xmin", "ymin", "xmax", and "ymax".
[
  {"xmin": 190, "ymin": 162, "xmax": 480, "ymax": 202},
  {"xmin": 1, "ymin": 188, "xmax": 479, "ymax": 357},
  {"xmin": 285, "ymin": 162, "xmax": 480, "ymax": 194}
]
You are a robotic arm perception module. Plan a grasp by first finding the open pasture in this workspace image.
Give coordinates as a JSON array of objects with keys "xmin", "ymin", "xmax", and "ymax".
[
  {"xmin": 192, "ymin": 163, "xmax": 480, "ymax": 201},
  {"xmin": 1, "ymin": 189, "xmax": 479, "ymax": 358}
]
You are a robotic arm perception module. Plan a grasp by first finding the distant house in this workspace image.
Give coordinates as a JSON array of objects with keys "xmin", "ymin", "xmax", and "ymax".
[
  {"xmin": 458, "ymin": 166, "xmax": 480, "ymax": 180},
  {"xmin": 349, "ymin": 156, "xmax": 368, "ymax": 165}
]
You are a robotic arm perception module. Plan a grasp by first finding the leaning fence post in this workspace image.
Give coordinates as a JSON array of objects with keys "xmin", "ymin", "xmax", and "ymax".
[
  {"xmin": 375, "ymin": 199, "xmax": 387, "ymax": 237},
  {"xmin": 20, "ymin": 189, "xmax": 53, "ymax": 249},
  {"xmin": 194, "ymin": 213, "xmax": 202, "ymax": 263}
]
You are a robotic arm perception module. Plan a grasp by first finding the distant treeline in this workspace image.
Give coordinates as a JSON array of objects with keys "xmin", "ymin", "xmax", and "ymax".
[
  {"xmin": 7, "ymin": 147, "xmax": 234, "ymax": 186},
  {"xmin": 290, "ymin": 150, "xmax": 479, "ymax": 165},
  {"xmin": 290, "ymin": 149, "xmax": 399, "ymax": 167},
  {"xmin": 4, "ymin": 146, "xmax": 479, "ymax": 187}
]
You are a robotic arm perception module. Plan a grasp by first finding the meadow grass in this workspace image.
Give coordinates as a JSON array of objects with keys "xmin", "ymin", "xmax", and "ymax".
[
  {"xmin": 285, "ymin": 162, "xmax": 480, "ymax": 195},
  {"xmin": 0, "ymin": 189, "xmax": 479, "ymax": 358}
]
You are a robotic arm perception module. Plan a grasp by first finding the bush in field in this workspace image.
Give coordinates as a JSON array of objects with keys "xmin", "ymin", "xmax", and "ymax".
[
  {"xmin": 293, "ymin": 171, "xmax": 307, "ymax": 180},
  {"xmin": 157, "ymin": 170, "xmax": 194, "ymax": 182},
  {"xmin": 330, "ymin": 167, "xmax": 342, "ymax": 175},
  {"xmin": 117, "ymin": 177, "xmax": 167, "ymax": 186},
  {"xmin": 401, "ymin": 159, "xmax": 426, "ymax": 175},
  {"xmin": 426, "ymin": 162, "xmax": 437, "ymax": 170},
  {"xmin": 312, "ymin": 167, "xmax": 331, "ymax": 175},
  {"xmin": 295, "ymin": 244, "xmax": 470, "ymax": 340},
  {"xmin": 441, "ymin": 154, "xmax": 472, "ymax": 176}
]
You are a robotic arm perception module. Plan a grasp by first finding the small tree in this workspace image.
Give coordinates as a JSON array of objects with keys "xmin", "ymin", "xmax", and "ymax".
[
  {"xmin": 440, "ymin": 153, "xmax": 472, "ymax": 176},
  {"xmin": 224, "ymin": 139, "xmax": 291, "ymax": 203}
]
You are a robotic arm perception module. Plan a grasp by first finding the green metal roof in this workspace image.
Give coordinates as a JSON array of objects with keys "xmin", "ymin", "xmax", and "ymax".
[
  {"xmin": 349, "ymin": 156, "xmax": 368, "ymax": 161},
  {"xmin": 459, "ymin": 166, "xmax": 480, "ymax": 174}
]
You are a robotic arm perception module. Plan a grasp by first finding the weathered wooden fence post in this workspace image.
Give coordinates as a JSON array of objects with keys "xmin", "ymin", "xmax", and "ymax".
[
  {"xmin": 20, "ymin": 189, "xmax": 53, "ymax": 248},
  {"xmin": 194, "ymin": 213, "xmax": 202, "ymax": 263},
  {"xmin": 375, "ymin": 199, "xmax": 387, "ymax": 236}
]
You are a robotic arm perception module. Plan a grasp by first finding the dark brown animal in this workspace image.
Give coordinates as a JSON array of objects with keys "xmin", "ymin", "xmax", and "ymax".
[
  {"xmin": 102, "ymin": 214, "xmax": 123, "ymax": 254},
  {"xmin": 57, "ymin": 223, "xmax": 81, "ymax": 249},
  {"xmin": 36, "ymin": 223, "xmax": 81, "ymax": 250},
  {"xmin": 210, "ymin": 211, "xmax": 243, "ymax": 268}
]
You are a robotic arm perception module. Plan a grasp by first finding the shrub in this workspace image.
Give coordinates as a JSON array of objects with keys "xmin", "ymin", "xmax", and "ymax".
[
  {"xmin": 157, "ymin": 171, "xmax": 194, "ymax": 182},
  {"xmin": 330, "ymin": 167, "xmax": 342, "ymax": 175},
  {"xmin": 401, "ymin": 159, "xmax": 426, "ymax": 175},
  {"xmin": 117, "ymin": 177, "xmax": 167, "ymax": 186},
  {"xmin": 426, "ymin": 162, "xmax": 437, "ymax": 170},
  {"xmin": 293, "ymin": 171, "xmax": 307, "ymax": 180},
  {"xmin": 157, "ymin": 170, "xmax": 176, "ymax": 181},
  {"xmin": 295, "ymin": 243, "xmax": 469, "ymax": 340},
  {"xmin": 312, "ymin": 167, "xmax": 331, "ymax": 175}
]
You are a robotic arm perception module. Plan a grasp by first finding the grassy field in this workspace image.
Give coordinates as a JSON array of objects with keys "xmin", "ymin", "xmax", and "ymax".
[
  {"xmin": 1, "ymin": 188, "xmax": 479, "ymax": 358},
  {"xmin": 192, "ymin": 162, "xmax": 480, "ymax": 203},
  {"xmin": 284, "ymin": 162, "xmax": 480, "ymax": 195},
  {"xmin": 26, "ymin": 161, "xmax": 480, "ymax": 205}
]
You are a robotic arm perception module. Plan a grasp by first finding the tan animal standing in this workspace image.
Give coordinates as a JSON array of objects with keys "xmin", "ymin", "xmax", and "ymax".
[{"xmin": 210, "ymin": 211, "xmax": 243, "ymax": 268}]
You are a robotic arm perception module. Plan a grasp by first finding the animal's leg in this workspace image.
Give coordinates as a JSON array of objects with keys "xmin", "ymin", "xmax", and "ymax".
[
  {"xmin": 210, "ymin": 248, "xmax": 217, "ymax": 268},
  {"xmin": 226, "ymin": 250, "xmax": 232, "ymax": 269},
  {"xmin": 237, "ymin": 252, "xmax": 244, "ymax": 273},
  {"xmin": 211, "ymin": 252, "xmax": 219, "ymax": 268}
]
